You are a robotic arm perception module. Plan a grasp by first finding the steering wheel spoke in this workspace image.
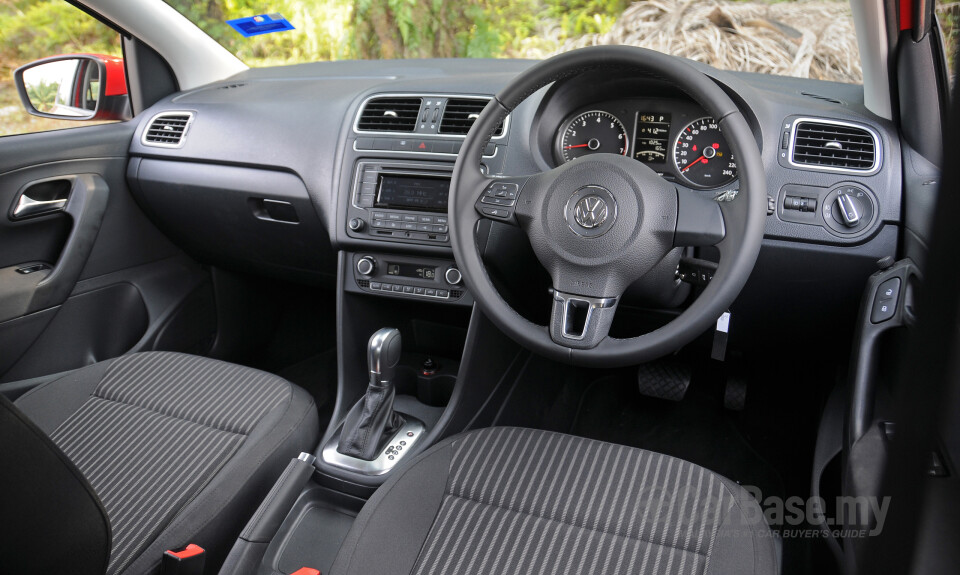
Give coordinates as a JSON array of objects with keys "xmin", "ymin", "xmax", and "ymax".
[
  {"xmin": 550, "ymin": 289, "xmax": 618, "ymax": 349},
  {"xmin": 472, "ymin": 174, "xmax": 532, "ymax": 226},
  {"xmin": 673, "ymin": 187, "xmax": 727, "ymax": 247}
]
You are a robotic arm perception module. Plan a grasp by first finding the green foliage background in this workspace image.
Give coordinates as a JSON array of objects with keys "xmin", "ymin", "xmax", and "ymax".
[{"xmin": 1, "ymin": 0, "xmax": 632, "ymax": 76}]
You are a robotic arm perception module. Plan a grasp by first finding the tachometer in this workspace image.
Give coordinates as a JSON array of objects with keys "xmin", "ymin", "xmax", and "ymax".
[
  {"xmin": 673, "ymin": 117, "xmax": 737, "ymax": 188},
  {"xmin": 558, "ymin": 111, "xmax": 629, "ymax": 163}
]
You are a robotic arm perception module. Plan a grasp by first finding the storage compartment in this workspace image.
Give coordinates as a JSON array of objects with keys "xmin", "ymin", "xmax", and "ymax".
[
  {"xmin": 255, "ymin": 484, "xmax": 363, "ymax": 575},
  {"xmin": 0, "ymin": 283, "xmax": 148, "ymax": 381},
  {"xmin": 129, "ymin": 158, "xmax": 336, "ymax": 283}
]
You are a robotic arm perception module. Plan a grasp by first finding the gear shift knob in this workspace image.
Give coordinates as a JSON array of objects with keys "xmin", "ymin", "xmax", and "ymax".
[{"xmin": 368, "ymin": 327, "xmax": 402, "ymax": 385}]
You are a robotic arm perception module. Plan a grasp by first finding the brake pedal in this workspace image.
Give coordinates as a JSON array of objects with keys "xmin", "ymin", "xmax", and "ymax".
[{"xmin": 636, "ymin": 358, "xmax": 692, "ymax": 401}]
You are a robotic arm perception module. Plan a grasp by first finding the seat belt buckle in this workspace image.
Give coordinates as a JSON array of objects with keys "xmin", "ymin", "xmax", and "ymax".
[
  {"xmin": 290, "ymin": 569, "xmax": 320, "ymax": 575},
  {"xmin": 161, "ymin": 543, "xmax": 205, "ymax": 575}
]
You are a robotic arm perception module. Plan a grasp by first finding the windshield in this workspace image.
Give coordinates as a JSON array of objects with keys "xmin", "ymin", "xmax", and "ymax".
[{"xmin": 161, "ymin": 0, "xmax": 868, "ymax": 83}]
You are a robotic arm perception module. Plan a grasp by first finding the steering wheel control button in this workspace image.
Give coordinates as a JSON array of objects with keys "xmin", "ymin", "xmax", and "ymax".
[
  {"xmin": 564, "ymin": 185, "xmax": 618, "ymax": 238},
  {"xmin": 871, "ymin": 277, "xmax": 901, "ymax": 323},
  {"xmin": 477, "ymin": 181, "xmax": 523, "ymax": 222},
  {"xmin": 481, "ymin": 206, "xmax": 510, "ymax": 218}
]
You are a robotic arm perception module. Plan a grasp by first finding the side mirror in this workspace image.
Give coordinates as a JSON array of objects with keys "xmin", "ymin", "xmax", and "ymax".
[{"xmin": 14, "ymin": 54, "xmax": 131, "ymax": 122}]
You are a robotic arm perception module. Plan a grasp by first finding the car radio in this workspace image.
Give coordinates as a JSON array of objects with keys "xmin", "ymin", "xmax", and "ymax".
[{"xmin": 346, "ymin": 161, "xmax": 453, "ymax": 245}]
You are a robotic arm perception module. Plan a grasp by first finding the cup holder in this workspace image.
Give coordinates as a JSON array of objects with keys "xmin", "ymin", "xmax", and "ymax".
[{"xmin": 394, "ymin": 356, "xmax": 457, "ymax": 408}]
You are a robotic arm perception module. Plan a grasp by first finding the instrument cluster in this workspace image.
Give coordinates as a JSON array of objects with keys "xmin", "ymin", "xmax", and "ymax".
[{"xmin": 552, "ymin": 99, "xmax": 739, "ymax": 190}]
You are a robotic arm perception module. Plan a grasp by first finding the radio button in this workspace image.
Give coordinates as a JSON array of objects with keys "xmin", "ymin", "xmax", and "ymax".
[
  {"xmin": 425, "ymin": 288, "xmax": 437, "ymax": 297},
  {"xmin": 386, "ymin": 213, "xmax": 402, "ymax": 220},
  {"xmin": 402, "ymin": 223, "xmax": 418, "ymax": 231},
  {"xmin": 414, "ymin": 287, "xmax": 425, "ymax": 295},
  {"xmin": 372, "ymin": 211, "xmax": 386, "ymax": 219},
  {"xmin": 384, "ymin": 221, "xmax": 401, "ymax": 229},
  {"xmin": 419, "ymin": 215, "xmax": 434, "ymax": 223},
  {"xmin": 381, "ymin": 283, "xmax": 392, "ymax": 291},
  {"xmin": 403, "ymin": 285, "xmax": 414, "ymax": 294},
  {"xmin": 435, "ymin": 216, "xmax": 448, "ymax": 225},
  {"xmin": 417, "ymin": 224, "xmax": 432, "ymax": 232},
  {"xmin": 371, "ymin": 219, "xmax": 385, "ymax": 228},
  {"xmin": 437, "ymin": 290, "xmax": 450, "ymax": 298},
  {"xmin": 392, "ymin": 285, "xmax": 403, "ymax": 292},
  {"xmin": 370, "ymin": 282, "xmax": 382, "ymax": 290},
  {"xmin": 402, "ymin": 214, "xmax": 418, "ymax": 222}
]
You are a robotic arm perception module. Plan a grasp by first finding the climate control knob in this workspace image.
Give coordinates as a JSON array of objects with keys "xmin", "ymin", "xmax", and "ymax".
[
  {"xmin": 357, "ymin": 256, "xmax": 376, "ymax": 277},
  {"xmin": 445, "ymin": 266, "xmax": 462, "ymax": 286}
]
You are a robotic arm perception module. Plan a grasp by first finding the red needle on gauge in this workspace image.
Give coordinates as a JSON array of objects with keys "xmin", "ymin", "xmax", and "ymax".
[
  {"xmin": 682, "ymin": 155, "xmax": 707, "ymax": 172},
  {"xmin": 564, "ymin": 144, "xmax": 589, "ymax": 149}
]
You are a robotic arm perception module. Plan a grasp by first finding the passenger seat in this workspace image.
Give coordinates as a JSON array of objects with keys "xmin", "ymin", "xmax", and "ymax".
[{"xmin": 0, "ymin": 351, "xmax": 319, "ymax": 575}]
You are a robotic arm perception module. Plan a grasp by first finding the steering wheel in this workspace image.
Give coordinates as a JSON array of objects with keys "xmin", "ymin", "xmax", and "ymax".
[{"xmin": 450, "ymin": 46, "xmax": 765, "ymax": 367}]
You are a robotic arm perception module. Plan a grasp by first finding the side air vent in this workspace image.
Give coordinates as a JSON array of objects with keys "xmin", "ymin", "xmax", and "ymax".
[
  {"xmin": 789, "ymin": 119, "xmax": 880, "ymax": 173},
  {"xmin": 440, "ymin": 98, "xmax": 504, "ymax": 136},
  {"xmin": 357, "ymin": 97, "xmax": 422, "ymax": 132},
  {"xmin": 142, "ymin": 112, "xmax": 193, "ymax": 147}
]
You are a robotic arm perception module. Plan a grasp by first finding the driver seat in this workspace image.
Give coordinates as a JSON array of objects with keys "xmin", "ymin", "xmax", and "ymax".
[{"xmin": 330, "ymin": 427, "xmax": 778, "ymax": 575}]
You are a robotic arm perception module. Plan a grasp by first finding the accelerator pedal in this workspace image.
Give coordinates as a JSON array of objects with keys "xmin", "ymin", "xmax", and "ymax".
[
  {"xmin": 636, "ymin": 358, "xmax": 692, "ymax": 401},
  {"xmin": 723, "ymin": 375, "xmax": 748, "ymax": 411}
]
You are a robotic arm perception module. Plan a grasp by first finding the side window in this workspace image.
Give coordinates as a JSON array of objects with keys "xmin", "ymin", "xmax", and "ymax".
[{"xmin": 1, "ymin": 1, "xmax": 125, "ymax": 137}]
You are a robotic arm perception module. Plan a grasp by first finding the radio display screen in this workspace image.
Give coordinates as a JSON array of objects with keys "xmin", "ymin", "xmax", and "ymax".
[
  {"xmin": 376, "ymin": 174, "xmax": 450, "ymax": 213},
  {"xmin": 386, "ymin": 262, "xmax": 437, "ymax": 280}
]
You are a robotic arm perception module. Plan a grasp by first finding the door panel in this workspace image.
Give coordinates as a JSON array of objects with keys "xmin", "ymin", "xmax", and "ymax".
[{"xmin": 0, "ymin": 122, "xmax": 213, "ymax": 383}]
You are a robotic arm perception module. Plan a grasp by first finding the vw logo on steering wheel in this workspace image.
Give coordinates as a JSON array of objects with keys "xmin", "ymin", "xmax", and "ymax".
[
  {"xmin": 573, "ymin": 195, "xmax": 608, "ymax": 229},
  {"xmin": 564, "ymin": 185, "xmax": 619, "ymax": 238}
]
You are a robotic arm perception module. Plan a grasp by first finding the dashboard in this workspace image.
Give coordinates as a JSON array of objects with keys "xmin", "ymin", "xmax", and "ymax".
[{"xmin": 122, "ymin": 57, "xmax": 901, "ymax": 324}]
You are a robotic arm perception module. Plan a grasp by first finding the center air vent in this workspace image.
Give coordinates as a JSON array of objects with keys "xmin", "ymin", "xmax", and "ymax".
[
  {"xmin": 142, "ymin": 112, "xmax": 193, "ymax": 147},
  {"xmin": 440, "ymin": 98, "xmax": 504, "ymax": 136},
  {"xmin": 789, "ymin": 119, "xmax": 879, "ymax": 173},
  {"xmin": 357, "ymin": 97, "xmax": 421, "ymax": 132}
]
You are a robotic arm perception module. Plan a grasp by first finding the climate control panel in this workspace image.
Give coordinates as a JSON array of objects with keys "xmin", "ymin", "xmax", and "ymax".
[{"xmin": 347, "ymin": 252, "xmax": 470, "ymax": 306}]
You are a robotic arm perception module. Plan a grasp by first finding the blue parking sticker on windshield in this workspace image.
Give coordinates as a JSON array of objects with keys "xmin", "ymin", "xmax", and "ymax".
[{"xmin": 227, "ymin": 13, "xmax": 295, "ymax": 37}]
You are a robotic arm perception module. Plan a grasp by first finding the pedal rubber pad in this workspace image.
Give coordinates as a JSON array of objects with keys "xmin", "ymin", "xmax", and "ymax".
[
  {"xmin": 636, "ymin": 358, "xmax": 692, "ymax": 401},
  {"xmin": 724, "ymin": 376, "xmax": 748, "ymax": 411}
]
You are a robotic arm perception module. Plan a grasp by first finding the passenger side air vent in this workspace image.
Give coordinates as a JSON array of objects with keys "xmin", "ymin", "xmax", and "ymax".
[
  {"xmin": 790, "ymin": 119, "xmax": 879, "ymax": 173},
  {"xmin": 142, "ymin": 112, "xmax": 193, "ymax": 147},
  {"xmin": 357, "ymin": 97, "xmax": 422, "ymax": 132},
  {"xmin": 440, "ymin": 98, "xmax": 504, "ymax": 136}
]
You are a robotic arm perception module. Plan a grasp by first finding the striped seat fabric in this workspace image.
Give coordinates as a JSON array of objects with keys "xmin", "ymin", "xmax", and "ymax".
[
  {"xmin": 48, "ymin": 352, "xmax": 292, "ymax": 575},
  {"xmin": 332, "ymin": 427, "xmax": 777, "ymax": 575}
]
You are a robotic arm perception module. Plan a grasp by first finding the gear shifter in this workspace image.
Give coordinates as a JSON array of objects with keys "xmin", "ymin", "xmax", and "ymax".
[{"xmin": 337, "ymin": 328, "xmax": 406, "ymax": 460}]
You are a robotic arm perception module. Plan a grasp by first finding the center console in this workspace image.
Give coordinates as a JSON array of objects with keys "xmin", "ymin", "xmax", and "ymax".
[{"xmin": 345, "ymin": 161, "xmax": 454, "ymax": 246}]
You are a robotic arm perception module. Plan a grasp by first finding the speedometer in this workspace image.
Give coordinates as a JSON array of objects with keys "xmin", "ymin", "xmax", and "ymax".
[
  {"xmin": 673, "ymin": 117, "xmax": 737, "ymax": 188},
  {"xmin": 558, "ymin": 111, "xmax": 629, "ymax": 163}
]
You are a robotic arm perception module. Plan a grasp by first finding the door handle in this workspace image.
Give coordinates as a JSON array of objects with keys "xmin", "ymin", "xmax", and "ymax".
[
  {"xmin": 13, "ymin": 196, "xmax": 67, "ymax": 219},
  {"xmin": 10, "ymin": 178, "xmax": 72, "ymax": 220}
]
